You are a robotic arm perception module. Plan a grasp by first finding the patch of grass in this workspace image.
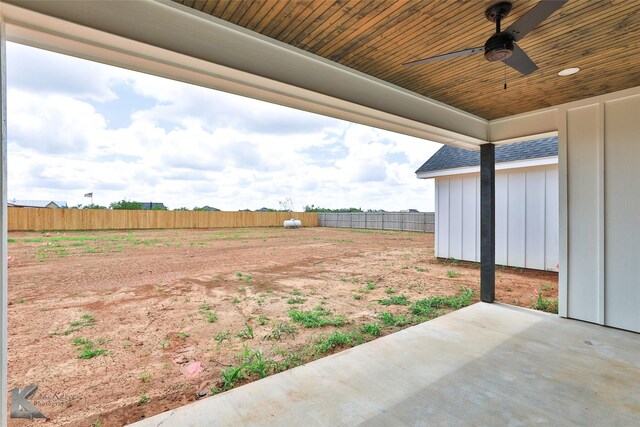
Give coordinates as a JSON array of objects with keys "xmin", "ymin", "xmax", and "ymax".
[
  {"xmin": 232, "ymin": 297, "xmax": 241, "ymax": 304},
  {"xmin": 314, "ymin": 331, "xmax": 363, "ymax": 354},
  {"xmin": 138, "ymin": 395, "xmax": 150, "ymax": 405},
  {"xmin": 257, "ymin": 316, "xmax": 269, "ymax": 326},
  {"xmin": 361, "ymin": 323, "xmax": 381, "ymax": 336},
  {"xmin": 176, "ymin": 331, "xmax": 189, "ymax": 339},
  {"xmin": 63, "ymin": 313, "xmax": 96, "ymax": 335},
  {"xmin": 352, "ymin": 294, "xmax": 362, "ymax": 300},
  {"xmin": 7, "ymin": 238, "xmax": 16, "ymax": 243},
  {"xmin": 378, "ymin": 295, "xmax": 410, "ymax": 306},
  {"xmin": 220, "ymin": 364, "xmax": 246, "ymax": 391},
  {"xmin": 378, "ymin": 311, "xmax": 412, "ymax": 327},
  {"xmin": 447, "ymin": 270, "xmax": 461, "ymax": 278},
  {"xmin": 214, "ymin": 330, "xmax": 232, "ymax": 344},
  {"xmin": 264, "ymin": 322, "xmax": 297, "ymax": 341},
  {"xmin": 139, "ymin": 372, "xmax": 151, "ymax": 383},
  {"xmin": 414, "ymin": 265, "xmax": 428, "ymax": 272},
  {"xmin": 401, "ymin": 265, "xmax": 409, "ymax": 269},
  {"xmin": 288, "ymin": 308, "xmax": 345, "ymax": 328},
  {"xmin": 199, "ymin": 304, "xmax": 218, "ymax": 323},
  {"xmin": 531, "ymin": 290, "xmax": 558, "ymax": 314},
  {"xmin": 384, "ymin": 288, "xmax": 397, "ymax": 294},
  {"xmin": 236, "ymin": 323, "xmax": 254, "ymax": 340},
  {"xmin": 77, "ymin": 347, "xmax": 108, "ymax": 359},
  {"xmin": 291, "ymin": 290, "xmax": 303, "ymax": 296},
  {"xmin": 287, "ymin": 297, "xmax": 306, "ymax": 305},
  {"xmin": 411, "ymin": 288, "xmax": 474, "ymax": 318}
]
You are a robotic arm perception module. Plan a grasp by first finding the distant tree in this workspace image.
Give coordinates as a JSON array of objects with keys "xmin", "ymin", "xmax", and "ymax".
[
  {"xmin": 278, "ymin": 197, "xmax": 294, "ymax": 212},
  {"xmin": 303, "ymin": 205, "xmax": 363, "ymax": 213},
  {"xmin": 193, "ymin": 206, "xmax": 220, "ymax": 211},
  {"xmin": 82, "ymin": 203, "xmax": 107, "ymax": 210},
  {"xmin": 174, "ymin": 207, "xmax": 189, "ymax": 211},
  {"xmin": 109, "ymin": 200, "xmax": 143, "ymax": 210},
  {"xmin": 151, "ymin": 205, "xmax": 168, "ymax": 211}
]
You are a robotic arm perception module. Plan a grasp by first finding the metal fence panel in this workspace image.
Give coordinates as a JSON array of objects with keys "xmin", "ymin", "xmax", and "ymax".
[{"xmin": 317, "ymin": 212, "xmax": 434, "ymax": 232}]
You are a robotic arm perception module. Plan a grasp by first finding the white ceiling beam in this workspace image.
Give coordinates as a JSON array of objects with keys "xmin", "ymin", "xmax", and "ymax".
[{"xmin": 1, "ymin": 0, "xmax": 488, "ymax": 149}]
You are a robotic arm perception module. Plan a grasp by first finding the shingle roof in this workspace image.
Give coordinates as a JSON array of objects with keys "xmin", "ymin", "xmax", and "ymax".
[
  {"xmin": 10, "ymin": 200, "xmax": 68, "ymax": 208},
  {"xmin": 416, "ymin": 136, "xmax": 558, "ymax": 174}
]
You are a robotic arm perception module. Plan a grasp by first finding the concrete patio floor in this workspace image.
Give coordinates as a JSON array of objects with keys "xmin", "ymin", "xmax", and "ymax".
[{"xmin": 133, "ymin": 303, "xmax": 640, "ymax": 426}]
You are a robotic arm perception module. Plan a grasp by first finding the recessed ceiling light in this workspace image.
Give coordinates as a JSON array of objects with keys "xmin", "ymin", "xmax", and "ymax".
[{"xmin": 558, "ymin": 67, "xmax": 580, "ymax": 77}]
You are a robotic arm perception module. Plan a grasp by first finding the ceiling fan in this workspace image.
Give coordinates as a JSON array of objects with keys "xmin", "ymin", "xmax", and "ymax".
[{"xmin": 403, "ymin": 0, "xmax": 568, "ymax": 75}]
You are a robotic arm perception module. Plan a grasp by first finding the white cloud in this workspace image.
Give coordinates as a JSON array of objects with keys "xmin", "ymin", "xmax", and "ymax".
[{"xmin": 6, "ymin": 42, "xmax": 440, "ymax": 212}]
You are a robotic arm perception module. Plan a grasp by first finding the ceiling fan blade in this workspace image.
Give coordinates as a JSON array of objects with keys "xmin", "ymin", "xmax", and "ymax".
[
  {"xmin": 502, "ymin": 43, "xmax": 538, "ymax": 75},
  {"xmin": 402, "ymin": 47, "xmax": 484, "ymax": 67},
  {"xmin": 503, "ymin": 0, "xmax": 567, "ymax": 42}
]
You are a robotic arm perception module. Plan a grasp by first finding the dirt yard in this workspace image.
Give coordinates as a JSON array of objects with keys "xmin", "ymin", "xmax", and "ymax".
[{"xmin": 7, "ymin": 227, "xmax": 557, "ymax": 426}]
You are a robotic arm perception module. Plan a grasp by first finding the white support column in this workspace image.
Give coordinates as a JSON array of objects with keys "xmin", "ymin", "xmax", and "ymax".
[{"xmin": 0, "ymin": 12, "xmax": 8, "ymax": 426}]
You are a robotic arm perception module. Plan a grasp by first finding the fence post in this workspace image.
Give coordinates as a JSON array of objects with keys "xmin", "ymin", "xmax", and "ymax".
[
  {"xmin": 365, "ymin": 212, "xmax": 368, "ymax": 229},
  {"xmin": 401, "ymin": 213, "xmax": 404, "ymax": 231},
  {"xmin": 350, "ymin": 213, "xmax": 353, "ymax": 229}
]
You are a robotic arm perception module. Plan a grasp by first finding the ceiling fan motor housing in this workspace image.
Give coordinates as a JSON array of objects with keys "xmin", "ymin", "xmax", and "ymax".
[{"xmin": 484, "ymin": 32, "xmax": 514, "ymax": 62}]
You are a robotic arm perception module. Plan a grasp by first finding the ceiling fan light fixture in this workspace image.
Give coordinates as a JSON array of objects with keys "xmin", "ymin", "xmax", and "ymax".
[
  {"xmin": 558, "ymin": 67, "xmax": 580, "ymax": 76},
  {"xmin": 484, "ymin": 33, "xmax": 514, "ymax": 62}
]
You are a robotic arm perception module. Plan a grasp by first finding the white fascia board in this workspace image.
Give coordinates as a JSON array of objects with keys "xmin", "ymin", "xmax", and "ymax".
[
  {"xmin": 416, "ymin": 156, "xmax": 558, "ymax": 179},
  {"xmin": 1, "ymin": 0, "xmax": 488, "ymax": 148}
]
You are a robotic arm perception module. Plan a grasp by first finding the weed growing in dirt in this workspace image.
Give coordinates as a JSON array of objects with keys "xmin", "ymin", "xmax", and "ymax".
[
  {"xmin": 287, "ymin": 297, "xmax": 306, "ymax": 305},
  {"xmin": 291, "ymin": 290, "xmax": 303, "ymax": 296},
  {"xmin": 73, "ymin": 337, "xmax": 108, "ymax": 359},
  {"xmin": 160, "ymin": 339, "xmax": 171, "ymax": 349},
  {"xmin": 289, "ymin": 308, "xmax": 345, "ymax": 328},
  {"xmin": 531, "ymin": 289, "xmax": 558, "ymax": 313},
  {"xmin": 232, "ymin": 297, "xmax": 241, "ymax": 304},
  {"xmin": 236, "ymin": 324, "xmax": 254, "ymax": 340},
  {"xmin": 177, "ymin": 331, "xmax": 190, "ymax": 339},
  {"xmin": 352, "ymin": 294, "xmax": 362, "ymax": 300},
  {"xmin": 378, "ymin": 311, "xmax": 411, "ymax": 327},
  {"xmin": 378, "ymin": 295, "xmax": 410, "ymax": 306},
  {"xmin": 214, "ymin": 330, "xmax": 231, "ymax": 344},
  {"xmin": 401, "ymin": 265, "xmax": 409, "ymax": 269},
  {"xmin": 314, "ymin": 331, "xmax": 363, "ymax": 354},
  {"xmin": 385, "ymin": 288, "xmax": 397, "ymax": 294},
  {"xmin": 264, "ymin": 322, "xmax": 297, "ymax": 341},
  {"xmin": 139, "ymin": 372, "xmax": 151, "ymax": 383},
  {"xmin": 220, "ymin": 364, "xmax": 246, "ymax": 391},
  {"xmin": 361, "ymin": 323, "xmax": 381, "ymax": 336},
  {"xmin": 447, "ymin": 270, "xmax": 461, "ymax": 278},
  {"xmin": 63, "ymin": 313, "xmax": 96, "ymax": 335},
  {"xmin": 199, "ymin": 305, "xmax": 218, "ymax": 323},
  {"xmin": 411, "ymin": 288, "xmax": 474, "ymax": 318},
  {"xmin": 138, "ymin": 395, "xmax": 150, "ymax": 405},
  {"xmin": 7, "ymin": 238, "xmax": 16, "ymax": 243},
  {"xmin": 258, "ymin": 316, "xmax": 269, "ymax": 325},
  {"xmin": 414, "ymin": 266, "xmax": 428, "ymax": 272}
]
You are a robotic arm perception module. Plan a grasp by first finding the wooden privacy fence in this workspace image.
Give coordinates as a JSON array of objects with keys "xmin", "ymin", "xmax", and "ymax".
[
  {"xmin": 318, "ymin": 212, "xmax": 435, "ymax": 232},
  {"xmin": 8, "ymin": 208, "xmax": 318, "ymax": 231}
]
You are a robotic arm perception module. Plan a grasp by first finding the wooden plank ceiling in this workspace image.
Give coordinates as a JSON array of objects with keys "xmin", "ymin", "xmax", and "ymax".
[{"xmin": 175, "ymin": 0, "xmax": 640, "ymax": 120}]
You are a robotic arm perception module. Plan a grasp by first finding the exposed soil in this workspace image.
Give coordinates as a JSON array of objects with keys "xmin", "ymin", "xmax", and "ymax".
[{"xmin": 6, "ymin": 227, "xmax": 557, "ymax": 426}]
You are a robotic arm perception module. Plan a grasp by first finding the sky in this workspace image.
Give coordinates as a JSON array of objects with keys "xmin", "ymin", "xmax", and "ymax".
[{"xmin": 6, "ymin": 42, "xmax": 441, "ymax": 212}]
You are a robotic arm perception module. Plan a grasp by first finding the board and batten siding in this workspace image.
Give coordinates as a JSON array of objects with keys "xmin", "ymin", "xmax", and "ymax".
[
  {"xmin": 560, "ymin": 92, "xmax": 640, "ymax": 333},
  {"xmin": 435, "ymin": 164, "xmax": 559, "ymax": 271}
]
